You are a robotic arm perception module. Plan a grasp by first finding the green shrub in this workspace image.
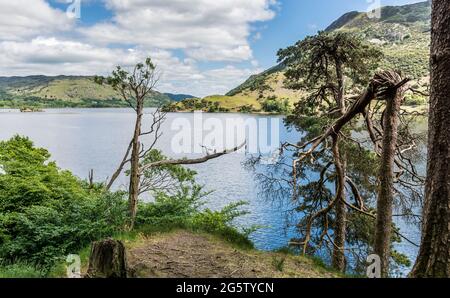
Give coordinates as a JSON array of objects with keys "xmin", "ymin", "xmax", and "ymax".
[
  {"xmin": 135, "ymin": 185, "xmax": 204, "ymax": 227},
  {"xmin": 189, "ymin": 202, "xmax": 254, "ymax": 249},
  {"xmin": 0, "ymin": 136, "xmax": 128, "ymax": 271},
  {"xmin": 261, "ymin": 97, "xmax": 290, "ymax": 114}
]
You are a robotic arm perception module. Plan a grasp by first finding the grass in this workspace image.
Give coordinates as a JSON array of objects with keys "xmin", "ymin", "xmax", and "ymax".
[
  {"xmin": 1, "ymin": 224, "xmax": 343, "ymax": 278},
  {"xmin": 0, "ymin": 263, "xmax": 46, "ymax": 278},
  {"xmin": 0, "ymin": 77, "xmax": 171, "ymax": 108},
  {"xmin": 37, "ymin": 220, "xmax": 254, "ymax": 278},
  {"xmin": 272, "ymin": 256, "xmax": 286, "ymax": 272},
  {"xmin": 29, "ymin": 78, "xmax": 119, "ymax": 102},
  {"xmin": 203, "ymin": 95, "xmax": 261, "ymax": 111}
]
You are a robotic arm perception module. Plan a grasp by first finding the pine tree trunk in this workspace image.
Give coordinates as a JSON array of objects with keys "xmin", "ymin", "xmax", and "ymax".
[
  {"xmin": 374, "ymin": 90, "xmax": 402, "ymax": 277},
  {"xmin": 128, "ymin": 105, "xmax": 143, "ymax": 230},
  {"xmin": 411, "ymin": 0, "xmax": 450, "ymax": 278},
  {"xmin": 87, "ymin": 239, "xmax": 128, "ymax": 278},
  {"xmin": 335, "ymin": 60, "xmax": 346, "ymax": 114},
  {"xmin": 332, "ymin": 135, "xmax": 347, "ymax": 272},
  {"xmin": 330, "ymin": 62, "xmax": 347, "ymax": 273}
]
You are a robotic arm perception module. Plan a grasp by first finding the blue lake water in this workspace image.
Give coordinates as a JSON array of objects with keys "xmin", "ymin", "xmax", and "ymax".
[{"xmin": 0, "ymin": 108, "xmax": 421, "ymax": 275}]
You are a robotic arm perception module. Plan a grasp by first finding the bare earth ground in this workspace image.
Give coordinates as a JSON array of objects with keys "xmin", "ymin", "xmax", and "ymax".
[{"xmin": 125, "ymin": 230, "xmax": 339, "ymax": 278}]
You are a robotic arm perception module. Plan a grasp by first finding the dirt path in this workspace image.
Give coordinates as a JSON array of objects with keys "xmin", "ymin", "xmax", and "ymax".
[{"xmin": 126, "ymin": 230, "xmax": 338, "ymax": 278}]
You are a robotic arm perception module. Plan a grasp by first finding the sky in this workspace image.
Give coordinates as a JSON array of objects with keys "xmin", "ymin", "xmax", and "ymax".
[{"xmin": 0, "ymin": 0, "xmax": 426, "ymax": 97}]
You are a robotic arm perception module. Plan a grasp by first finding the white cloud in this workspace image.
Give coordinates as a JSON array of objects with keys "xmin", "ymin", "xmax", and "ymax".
[
  {"xmin": 80, "ymin": 0, "xmax": 277, "ymax": 61},
  {"xmin": 161, "ymin": 65, "xmax": 263, "ymax": 97},
  {"xmin": 0, "ymin": 0, "xmax": 275, "ymax": 96},
  {"xmin": 0, "ymin": 37, "xmax": 261, "ymax": 97},
  {"xmin": 0, "ymin": 0, "xmax": 73, "ymax": 40},
  {"xmin": 0, "ymin": 37, "xmax": 138, "ymax": 75}
]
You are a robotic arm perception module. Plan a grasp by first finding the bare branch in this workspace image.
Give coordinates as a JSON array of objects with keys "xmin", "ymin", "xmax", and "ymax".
[{"xmin": 140, "ymin": 142, "xmax": 246, "ymax": 173}]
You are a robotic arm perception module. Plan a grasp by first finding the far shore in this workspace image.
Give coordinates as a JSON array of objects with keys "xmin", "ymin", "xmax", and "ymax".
[{"xmin": 0, "ymin": 104, "xmax": 429, "ymax": 116}]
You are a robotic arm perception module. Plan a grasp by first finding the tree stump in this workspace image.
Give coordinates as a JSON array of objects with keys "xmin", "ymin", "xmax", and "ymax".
[{"xmin": 87, "ymin": 239, "xmax": 128, "ymax": 278}]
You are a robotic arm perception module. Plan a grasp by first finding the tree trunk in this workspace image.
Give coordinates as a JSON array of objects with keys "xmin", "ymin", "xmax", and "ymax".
[
  {"xmin": 374, "ymin": 91, "xmax": 402, "ymax": 277},
  {"xmin": 331, "ymin": 135, "xmax": 347, "ymax": 272},
  {"xmin": 87, "ymin": 239, "xmax": 128, "ymax": 278},
  {"xmin": 411, "ymin": 0, "xmax": 450, "ymax": 278},
  {"xmin": 331, "ymin": 64, "xmax": 347, "ymax": 272},
  {"xmin": 335, "ymin": 60, "xmax": 346, "ymax": 114},
  {"xmin": 128, "ymin": 105, "xmax": 143, "ymax": 230}
]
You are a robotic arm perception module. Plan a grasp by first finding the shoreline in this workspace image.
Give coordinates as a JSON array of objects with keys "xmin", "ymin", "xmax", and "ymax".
[
  {"xmin": 0, "ymin": 104, "xmax": 429, "ymax": 117},
  {"xmin": 0, "ymin": 106, "xmax": 288, "ymax": 116}
]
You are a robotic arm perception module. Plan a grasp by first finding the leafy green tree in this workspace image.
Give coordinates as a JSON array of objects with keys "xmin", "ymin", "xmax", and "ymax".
[{"xmin": 261, "ymin": 97, "xmax": 290, "ymax": 114}]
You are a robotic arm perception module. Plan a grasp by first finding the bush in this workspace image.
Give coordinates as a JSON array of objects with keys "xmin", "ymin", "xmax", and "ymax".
[
  {"xmin": 0, "ymin": 136, "xmax": 128, "ymax": 271},
  {"xmin": 189, "ymin": 202, "xmax": 254, "ymax": 248},
  {"xmin": 261, "ymin": 97, "xmax": 290, "ymax": 114},
  {"xmin": 238, "ymin": 105, "xmax": 254, "ymax": 113},
  {"xmin": 135, "ymin": 185, "xmax": 204, "ymax": 227},
  {"xmin": 136, "ymin": 187, "xmax": 255, "ymax": 248}
]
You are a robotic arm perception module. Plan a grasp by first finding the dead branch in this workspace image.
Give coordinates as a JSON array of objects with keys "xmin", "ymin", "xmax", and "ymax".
[
  {"xmin": 106, "ymin": 139, "xmax": 133, "ymax": 191},
  {"xmin": 140, "ymin": 142, "xmax": 246, "ymax": 173}
]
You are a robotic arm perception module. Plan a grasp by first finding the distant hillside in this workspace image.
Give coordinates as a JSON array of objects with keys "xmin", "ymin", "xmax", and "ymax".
[
  {"xmin": 224, "ymin": 1, "xmax": 431, "ymax": 110},
  {"xmin": 0, "ymin": 76, "xmax": 172, "ymax": 108},
  {"xmin": 164, "ymin": 93, "xmax": 198, "ymax": 102}
]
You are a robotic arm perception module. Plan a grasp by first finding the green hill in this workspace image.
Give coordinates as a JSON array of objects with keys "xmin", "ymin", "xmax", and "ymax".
[
  {"xmin": 0, "ymin": 75, "xmax": 172, "ymax": 108},
  {"xmin": 221, "ymin": 1, "xmax": 431, "ymax": 111},
  {"xmin": 164, "ymin": 93, "xmax": 198, "ymax": 102}
]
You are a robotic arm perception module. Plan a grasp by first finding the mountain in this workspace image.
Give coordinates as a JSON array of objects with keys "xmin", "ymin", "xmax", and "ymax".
[
  {"xmin": 225, "ymin": 1, "xmax": 431, "ymax": 110},
  {"xmin": 0, "ymin": 2, "xmax": 431, "ymax": 111},
  {"xmin": 164, "ymin": 93, "xmax": 198, "ymax": 102},
  {"xmin": 0, "ymin": 75, "xmax": 172, "ymax": 108}
]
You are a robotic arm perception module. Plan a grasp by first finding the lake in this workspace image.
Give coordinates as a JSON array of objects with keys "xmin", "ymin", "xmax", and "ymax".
[{"xmin": 0, "ymin": 108, "xmax": 421, "ymax": 274}]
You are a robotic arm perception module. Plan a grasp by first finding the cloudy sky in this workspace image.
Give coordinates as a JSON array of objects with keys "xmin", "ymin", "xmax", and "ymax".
[{"xmin": 0, "ymin": 0, "xmax": 424, "ymax": 97}]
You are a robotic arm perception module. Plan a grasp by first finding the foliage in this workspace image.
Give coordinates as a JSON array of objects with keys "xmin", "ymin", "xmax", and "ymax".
[
  {"xmin": 162, "ymin": 97, "xmax": 230, "ymax": 113},
  {"xmin": 136, "ymin": 187, "xmax": 255, "ymax": 249},
  {"xmin": 139, "ymin": 149, "xmax": 197, "ymax": 196},
  {"xmin": 0, "ymin": 136, "xmax": 254, "ymax": 275},
  {"xmin": 278, "ymin": 31, "xmax": 383, "ymax": 93},
  {"xmin": 0, "ymin": 262, "xmax": 46, "ymax": 278},
  {"xmin": 190, "ymin": 201, "xmax": 254, "ymax": 248},
  {"xmin": 261, "ymin": 97, "xmax": 290, "ymax": 114},
  {"xmin": 404, "ymin": 93, "xmax": 427, "ymax": 106},
  {"xmin": 0, "ymin": 136, "xmax": 128, "ymax": 271},
  {"xmin": 135, "ymin": 185, "xmax": 205, "ymax": 227},
  {"xmin": 274, "ymin": 31, "xmax": 412, "ymax": 275},
  {"xmin": 238, "ymin": 104, "xmax": 255, "ymax": 113}
]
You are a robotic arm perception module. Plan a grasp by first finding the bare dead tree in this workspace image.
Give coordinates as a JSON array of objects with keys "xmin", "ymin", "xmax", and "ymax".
[
  {"xmin": 97, "ymin": 58, "xmax": 245, "ymax": 229},
  {"xmin": 88, "ymin": 169, "xmax": 94, "ymax": 189},
  {"xmin": 96, "ymin": 58, "xmax": 160, "ymax": 229},
  {"xmin": 373, "ymin": 71, "xmax": 408, "ymax": 277}
]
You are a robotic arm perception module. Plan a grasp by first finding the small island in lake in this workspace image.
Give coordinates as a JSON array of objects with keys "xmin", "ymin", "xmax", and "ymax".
[{"xmin": 19, "ymin": 107, "xmax": 43, "ymax": 113}]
